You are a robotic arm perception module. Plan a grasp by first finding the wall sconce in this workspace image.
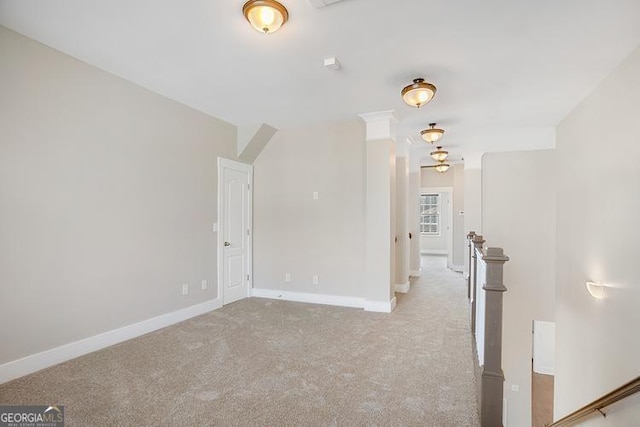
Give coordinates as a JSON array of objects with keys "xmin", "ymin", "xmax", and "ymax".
[{"xmin": 586, "ymin": 281, "xmax": 606, "ymax": 299}]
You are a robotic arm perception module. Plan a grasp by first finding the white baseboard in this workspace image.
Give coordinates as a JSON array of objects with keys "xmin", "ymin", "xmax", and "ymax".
[
  {"xmin": 395, "ymin": 282, "xmax": 410, "ymax": 293},
  {"xmin": 451, "ymin": 264, "xmax": 464, "ymax": 273},
  {"xmin": 421, "ymin": 250, "xmax": 448, "ymax": 255},
  {"xmin": 409, "ymin": 269, "xmax": 422, "ymax": 277},
  {"xmin": 0, "ymin": 298, "xmax": 222, "ymax": 385},
  {"xmin": 252, "ymin": 288, "xmax": 397, "ymax": 314},
  {"xmin": 364, "ymin": 297, "xmax": 397, "ymax": 313},
  {"xmin": 251, "ymin": 288, "xmax": 365, "ymax": 309}
]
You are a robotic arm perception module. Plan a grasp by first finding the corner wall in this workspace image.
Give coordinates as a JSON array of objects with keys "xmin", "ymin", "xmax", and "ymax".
[
  {"xmin": 554, "ymin": 44, "xmax": 640, "ymax": 426},
  {"xmin": 0, "ymin": 27, "xmax": 237, "ymax": 366},
  {"xmin": 482, "ymin": 150, "xmax": 556, "ymax": 427},
  {"xmin": 252, "ymin": 120, "xmax": 366, "ymax": 300}
]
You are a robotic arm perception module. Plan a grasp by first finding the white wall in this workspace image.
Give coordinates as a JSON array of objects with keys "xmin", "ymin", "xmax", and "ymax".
[
  {"xmin": 554, "ymin": 44, "xmax": 640, "ymax": 426},
  {"xmin": 395, "ymin": 155, "xmax": 410, "ymax": 286},
  {"xmin": 252, "ymin": 120, "xmax": 366, "ymax": 299},
  {"xmin": 408, "ymin": 155, "xmax": 421, "ymax": 275},
  {"xmin": 451, "ymin": 164, "xmax": 465, "ymax": 268},
  {"xmin": 482, "ymin": 150, "xmax": 556, "ymax": 427},
  {"xmin": 421, "ymin": 166, "xmax": 453, "ymax": 188},
  {"xmin": 463, "ymin": 167, "xmax": 482, "ymax": 277},
  {"xmin": 0, "ymin": 27, "xmax": 237, "ymax": 365}
]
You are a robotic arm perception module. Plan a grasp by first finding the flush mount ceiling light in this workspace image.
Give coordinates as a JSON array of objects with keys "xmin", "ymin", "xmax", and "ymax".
[
  {"xmin": 243, "ymin": 0, "xmax": 289, "ymax": 34},
  {"xmin": 430, "ymin": 146, "xmax": 449, "ymax": 163},
  {"xmin": 434, "ymin": 161, "xmax": 450, "ymax": 173},
  {"xmin": 421, "ymin": 123, "xmax": 445, "ymax": 144},
  {"xmin": 401, "ymin": 78, "xmax": 437, "ymax": 108},
  {"xmin": 421, "ymin": 160, "xmax": 450, "ymax": 173}
]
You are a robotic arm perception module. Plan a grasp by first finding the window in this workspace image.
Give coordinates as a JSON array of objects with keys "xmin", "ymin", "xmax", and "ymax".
[{"xmin": 420, "ymin": 193, "xmax": 440, "ymax": 235}]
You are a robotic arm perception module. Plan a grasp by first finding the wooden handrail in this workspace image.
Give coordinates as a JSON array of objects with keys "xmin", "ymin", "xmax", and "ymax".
[{"xmin": 548, "ymin": 376, "xmax": 640, "ymax": 426}]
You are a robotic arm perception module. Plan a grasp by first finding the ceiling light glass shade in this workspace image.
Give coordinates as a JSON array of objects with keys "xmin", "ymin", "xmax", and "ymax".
[
  {"xmin": 243, "ymin": 0, "xmax": 289, "ymax": 34},
  {"xmin": 401, "ymin": 78, "xmax": 437, "ymax": 108},
  {"xmin": 421, "ymin": 123, "xmax": 445, "ymax": 143},
  {"xmin": 434, "ymin": 162, "xmax": 450, "ymax": 173},
  {"xmin": 430, "ymin": 146, "xmax": 449, "ymax": 162}
]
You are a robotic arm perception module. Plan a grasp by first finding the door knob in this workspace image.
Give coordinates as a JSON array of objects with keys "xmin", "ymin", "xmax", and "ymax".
[{"xmin": 224, "ymin": 241, "xmax": 231, "ymax": 246}]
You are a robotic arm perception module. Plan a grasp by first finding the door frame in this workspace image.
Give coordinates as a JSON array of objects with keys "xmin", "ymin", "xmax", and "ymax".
[
  {"xmin": 419, "ymin": 186, "xmax": 454, "ymax": 268},
  {"xmin": 217, "ymin": 157, "xmax": 253, "ymax": 304}
]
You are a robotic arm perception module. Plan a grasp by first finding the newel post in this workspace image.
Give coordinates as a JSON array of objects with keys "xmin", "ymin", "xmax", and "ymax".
[
  {"xmin": 466, "ymin": 231, "xmax": 476, "ymax": 299},
  {"xmin": 470, "ymin": 234, "xmax": 485, "ymax": 335},
  {"xmin": 480, "ymin": 247, "xmax": 509, "ymax": 427}
]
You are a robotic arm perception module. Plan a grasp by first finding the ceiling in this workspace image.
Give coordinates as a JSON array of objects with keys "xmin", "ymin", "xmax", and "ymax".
[{"xmin": 1, "ymin": 0, "xmax": 640, "ymax": 162}]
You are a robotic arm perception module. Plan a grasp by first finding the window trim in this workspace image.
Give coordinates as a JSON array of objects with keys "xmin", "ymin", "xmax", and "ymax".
[{"xmin": 420, "ymin": 193, "xmax": 441, "ymax": 236}]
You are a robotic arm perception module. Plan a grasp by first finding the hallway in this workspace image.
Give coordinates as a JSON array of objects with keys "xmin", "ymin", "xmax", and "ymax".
[{"xmin": 1, "ymin": 262, "xmax": 479, "ymax": 426}]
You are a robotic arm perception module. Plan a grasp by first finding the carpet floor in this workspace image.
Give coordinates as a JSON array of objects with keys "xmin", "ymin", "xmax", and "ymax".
[{"xmin": 0, "ymin": 257, "xmax": 480, "ymax": 426}]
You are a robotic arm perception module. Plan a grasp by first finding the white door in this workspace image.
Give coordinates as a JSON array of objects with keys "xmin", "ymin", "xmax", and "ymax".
[
  {"xmin": 533, "ymin": 320, "xmax": 556, "ymax": 375},
  {"xmin": 218, "ymin": 158, "xmax": 252, "ymax": 305}
]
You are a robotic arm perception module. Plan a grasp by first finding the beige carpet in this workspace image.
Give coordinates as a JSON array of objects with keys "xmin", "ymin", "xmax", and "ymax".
[{"xmin": 0, "ymin": 258, "xmax": 479, "ymax": 426}]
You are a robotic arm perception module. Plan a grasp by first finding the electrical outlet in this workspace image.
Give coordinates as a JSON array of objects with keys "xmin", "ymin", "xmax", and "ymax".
[
  {"xmin": 201, "ymin": 280, "xmax": 207, "ymax": 290},
  {"xmin": 313, "ymin": 275, "xmax": 319, "ymax": 285},
  {"xmin": 285, "ymin": 273, "xmax": 291, "ymax": 282},
  {"xmin": 511, "ymin": 384, "xmax": 519, "ymax": 392},
  {"xmin": 313, "ymin": 191, "xmax": 319, "ymax": 200},
  {"xmin": 182, "ymin": 283, "xmax": 189, "ymax": 295}
]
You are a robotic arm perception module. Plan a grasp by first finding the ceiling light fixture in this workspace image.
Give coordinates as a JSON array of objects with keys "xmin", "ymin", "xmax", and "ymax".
[
  {"xmin": 421, "ymin": 123, "xmax": 445, "ymax": 144},
  {"xmin": 243, "ymin": 0, "xmax": 289, "ymax": 34},
  {"xmin": 430, "ymin": 146, "xmax": 449, "ymax": 163},
  {"xmin": 421, "ymin": 160, "xmax": 450, "ymax": 174},
  {"xmin": 434, "ymin": 162, "xmax": 450, "ymax": 173},
  {"xmin": 401, "ymin": 78, "xmax": 437, "ymax": 108}
]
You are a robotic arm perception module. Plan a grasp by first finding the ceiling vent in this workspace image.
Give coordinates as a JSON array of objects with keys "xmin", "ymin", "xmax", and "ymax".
[{"xmin": 307, "ymin": 0, "xmax": 345, "ymax": 8}]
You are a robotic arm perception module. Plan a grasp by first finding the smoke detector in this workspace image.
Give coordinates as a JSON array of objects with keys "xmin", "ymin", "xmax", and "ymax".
[
  {"xmin": 324, "ymin": 57, "xmax": 341, "ymax": 71},
  {"xmin": 308, "ymin": 0, "xmax": 345, "ymax": 9}
]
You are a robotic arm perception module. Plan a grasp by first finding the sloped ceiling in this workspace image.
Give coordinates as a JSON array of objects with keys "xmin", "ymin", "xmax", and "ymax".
[{"xmin": 1, "ymin": 0, "xmax": 639, "ymax": 160}]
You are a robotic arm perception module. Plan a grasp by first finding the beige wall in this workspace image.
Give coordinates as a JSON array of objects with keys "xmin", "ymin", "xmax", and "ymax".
[
  {"xmin": 451, "ymin": 164, "xmax": 465, "ymax": 268},
  {"xmin": 421, "ymin": 166, "xmax": 453, "ymax": 187},
  {"xmin": 482, "ymin": 150, "xmax": 556, "ymax": 427},
  {"xmin": 395, "ymin": 155, "xmax": 410, "ymax": 285},
  {"xmin": 252, "ymin": 120, "xmax": 366, "ymax": 298},
  {"xmin": 554, "ymin": 45, "xmax": 640, "ymax": 426},
  {"xmin": 0, "ymin": 27, "xmax": 237, "ymax": 365},
  {"xmin": 463, "ymin": 167, "xmax": 482, "ymax": 276}
]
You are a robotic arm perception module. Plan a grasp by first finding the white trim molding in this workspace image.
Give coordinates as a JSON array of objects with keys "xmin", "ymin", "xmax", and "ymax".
[
  {"xmin": 422, "ymin": 249, "xmax": 448, "ymax": 255},
  {"xmin": 451, "ymin": 264, "xmax": 464, "ymax": 273},
  {"xmin": 359, "ymin": 110, "xmax": 397, "ymax": 141},
  {"xmin": 395, "ymin": 282, "xmax": 410, "ymax": 293},
  {"xmin": 0, "ymin": 299, "xmax": 222, "ymax": 384},
  {"xmin": 251, "ymin": 288, "xmax": 365, "ymax": 309},
  {"xmin": 364, "ymin": 297, "xmax": 397, "ymax": 313},
  {"xmin": 251, "ymin": 289, "xmax": 397, "ymax": 313}
]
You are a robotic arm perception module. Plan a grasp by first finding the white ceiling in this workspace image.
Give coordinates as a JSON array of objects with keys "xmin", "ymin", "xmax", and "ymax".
[{"xmin": 1, "ymin": 0, "xmax": 640, "ymax": 161}]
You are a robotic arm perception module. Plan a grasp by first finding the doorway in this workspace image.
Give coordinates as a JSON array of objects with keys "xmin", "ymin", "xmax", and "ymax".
[
  {"xmin": 217, "ymin": 158, "xmax": 253, "ymax": 305},
  {"xmin": 419, "ymin": 187, "xmax": 453, "ymax": 268},
  {"xmin": 532, "ymin": 320, "xmax": 555, "ymax": 427}
]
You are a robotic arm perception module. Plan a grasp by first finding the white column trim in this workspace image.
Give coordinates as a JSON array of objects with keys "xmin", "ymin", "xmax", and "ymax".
[
  {"xmin": 359, "ymin": 110, "xmax": 398, "ymax": 141},
  {"xmin": 463, "ymin": 153, "xmax": 484, "ymax": 170}
]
